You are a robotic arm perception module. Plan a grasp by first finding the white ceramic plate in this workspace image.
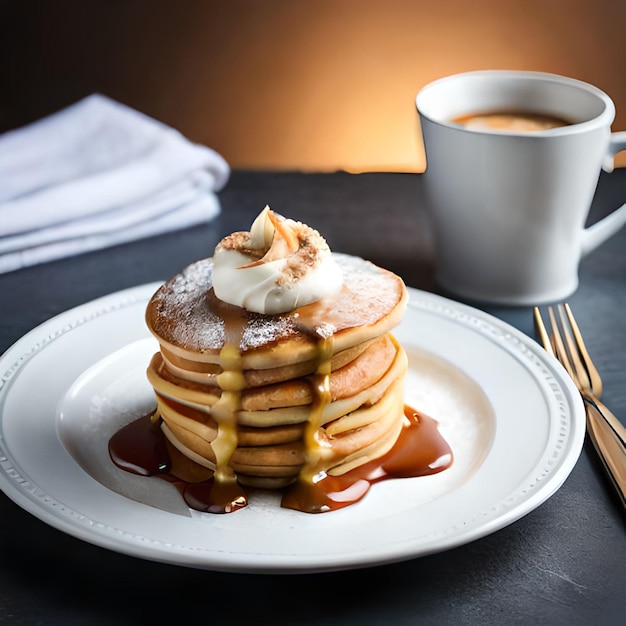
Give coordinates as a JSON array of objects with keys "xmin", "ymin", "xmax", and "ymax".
[{"xmin": 0, "ymin": 283, "xmax": 585, "ymax": 573}]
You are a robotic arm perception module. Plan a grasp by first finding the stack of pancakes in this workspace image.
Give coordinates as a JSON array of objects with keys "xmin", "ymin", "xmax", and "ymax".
[{"xmin": 145, "ymin": 252, "xmax": 408, "ymax": 490}]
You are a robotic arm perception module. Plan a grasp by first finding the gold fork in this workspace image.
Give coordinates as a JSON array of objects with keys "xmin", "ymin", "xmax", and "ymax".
[{"xmin": 533, "ymin": 304, "xmax": 626, "ymax": 508}]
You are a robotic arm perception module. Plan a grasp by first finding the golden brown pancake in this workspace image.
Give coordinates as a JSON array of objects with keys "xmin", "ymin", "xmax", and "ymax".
[
  {"xmin": 145, "ymin": 252, "xmax": 408, "ymax": 490},
  {"xmin": 146, "ymin": 253, "xmax": 407, "ymax": 368}
]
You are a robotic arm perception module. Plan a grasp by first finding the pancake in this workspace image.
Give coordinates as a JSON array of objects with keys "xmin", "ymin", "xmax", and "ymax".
[
  {"xmin": 151, "ymin": 336, "xmax": 407, "ymax": 482},
  {"xmin": 148, "ymin": 333, "xmax": 399, "ymax": 413},
  {"xmin": 146, "ymin": 253, "xmax": 407, "ymax": 369},
  {"xmin": 144, "ymin": 247, "xmax": 409, "ymax": 509}
]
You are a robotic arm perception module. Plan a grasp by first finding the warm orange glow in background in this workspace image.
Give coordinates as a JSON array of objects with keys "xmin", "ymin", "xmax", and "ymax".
[{"xmin": 2, "ymin": 1, "xmax": 626, "ymax": 171}]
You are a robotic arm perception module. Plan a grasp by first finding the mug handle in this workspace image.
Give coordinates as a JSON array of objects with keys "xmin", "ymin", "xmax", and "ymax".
[{"xmin": 581, "ymin": 132, "xmax": 626, "ymax": 256}]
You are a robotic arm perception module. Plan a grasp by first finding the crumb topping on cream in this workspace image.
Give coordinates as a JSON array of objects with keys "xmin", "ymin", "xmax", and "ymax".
[{"xmin": 212, "ymin": 206, "xmax": 343, "ymax": 314}]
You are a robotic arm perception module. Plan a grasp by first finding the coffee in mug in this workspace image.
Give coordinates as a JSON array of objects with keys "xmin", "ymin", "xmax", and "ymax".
[
  {"xmin": 451, "ymin": 110, "xmax": 572, "ymax": 132},
  {"xmin": 416, "ymin": 70, "xmax": 626, "ymax": 305}
]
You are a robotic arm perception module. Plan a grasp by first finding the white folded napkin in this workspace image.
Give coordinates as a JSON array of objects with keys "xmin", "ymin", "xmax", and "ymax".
[{"xmin": 0, "ymin": 94, "xmax": 230, "ymax": 274}]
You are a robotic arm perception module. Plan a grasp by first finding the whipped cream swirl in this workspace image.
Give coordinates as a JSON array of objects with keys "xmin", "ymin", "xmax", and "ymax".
[{"xmin": 212, "ymin": 206, "xmax": 343, "ymax": 314}]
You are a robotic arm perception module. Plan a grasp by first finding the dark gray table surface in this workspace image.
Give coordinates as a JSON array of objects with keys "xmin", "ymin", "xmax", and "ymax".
[{"xmin": 0, "ymin": 170, "xmax": 624, "ymax": 625}]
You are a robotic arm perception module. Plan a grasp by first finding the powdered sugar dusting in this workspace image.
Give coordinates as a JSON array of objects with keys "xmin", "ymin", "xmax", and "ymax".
[
  {"xmin": 148, "ymin": 260, "xmax": 223, "ymax": 350},
  {"xmin": 146, "ymin": 254, "xmax": 404, "ymax": 352},
  {"xmin": 330, "ymin": 253, "xmax": 402, "ymax": 328}
]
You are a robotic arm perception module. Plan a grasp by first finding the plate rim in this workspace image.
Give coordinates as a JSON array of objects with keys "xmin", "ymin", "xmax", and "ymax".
[{"xmin": 0, "ymin": 282, "xmax": 586, "ymax": 573}]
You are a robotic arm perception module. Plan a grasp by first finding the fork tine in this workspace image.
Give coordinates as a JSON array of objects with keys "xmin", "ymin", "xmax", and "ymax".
[
  {"xmin": 555, "ymin": 304, "xmax": 626, "ymax": 446},
  {"xmin": 547, "ymin": 306, "xmax": 577, "ymax": 383},
  {"xmin": 532, "ymin": 307, "xmax": 554, "ymax": 356},
  {"xmin": 563, "ymin": 303, "xmax": 603, "ymax": 396},
  {"xmin": 562, "ymin": 304, "xmax": 626, "ymax": 445},
  {"xmin": 557, "ymin": 304, "xmax": 592, "ymax": 392}
]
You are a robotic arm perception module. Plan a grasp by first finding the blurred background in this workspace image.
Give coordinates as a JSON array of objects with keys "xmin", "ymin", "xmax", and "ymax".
[{"xmin": 1, "ymin": 0, "xmax": 625, "ymax": 172}]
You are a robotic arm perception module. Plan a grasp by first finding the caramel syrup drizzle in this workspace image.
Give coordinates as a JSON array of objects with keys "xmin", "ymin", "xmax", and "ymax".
[
  {"xmin": 288, "ymin": 334, "xmax": 336, "ymax": 510},
  {"xmin": 203, "ymin": 299, "xmax": 249, "ymax": 512},
  {"xmin": 109, "ymin": 289, "xmax": 454, "ymax": 514},
  {"xmin": 206, "ymin": 343, "xmax": 247, "ymax": 512}
]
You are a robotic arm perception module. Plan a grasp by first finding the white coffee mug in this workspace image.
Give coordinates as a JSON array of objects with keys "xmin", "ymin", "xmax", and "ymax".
[{"xmin": 416, "ymin": 70, "xmax": 626, "ymax": 305}]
